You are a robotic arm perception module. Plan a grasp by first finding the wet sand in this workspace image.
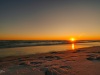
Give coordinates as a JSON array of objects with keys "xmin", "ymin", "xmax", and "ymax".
[{"xmin": 0, "ymin": 46, "xmax": 100, "ymax": 75}]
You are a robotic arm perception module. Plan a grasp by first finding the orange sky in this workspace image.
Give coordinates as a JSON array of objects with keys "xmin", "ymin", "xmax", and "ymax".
[
  {"xmin": 0, "ymin": 35, "xmax": 100, "ymax": 40},
  {"xmin": 0, "ymin": 0, "xmax": 100, "ymax": 40}
]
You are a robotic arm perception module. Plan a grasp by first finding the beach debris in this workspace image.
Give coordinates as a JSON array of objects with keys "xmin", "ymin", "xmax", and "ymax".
[
  {"xmin": 45, "ymin": 69, "xmax": 57, "ymax": 75},
  {"xmin": 44, "ymin": 67, "xmax": 69, "ymax": 75},
  {"xmin": 41, "ymin": 66, "xmax": 70, "ymax": 75},
  {"xmin": 43, "ymin": 68, "xmax": 59, "ymax": 75}
]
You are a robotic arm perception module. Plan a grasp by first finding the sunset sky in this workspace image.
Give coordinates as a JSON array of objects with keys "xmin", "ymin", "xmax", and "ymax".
[{"xmin": 0, "ymin": 0, "xmax": 100, "ymax": 40}]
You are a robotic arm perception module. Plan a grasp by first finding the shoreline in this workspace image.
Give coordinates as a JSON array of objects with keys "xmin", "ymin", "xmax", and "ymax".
[
  {"xmin": 0, "ymin": 46, "xmax": 99, "ymax": 58},
  {"xmin": 0, "ymin": 46, "xmax": 100, "ymax": 75}
]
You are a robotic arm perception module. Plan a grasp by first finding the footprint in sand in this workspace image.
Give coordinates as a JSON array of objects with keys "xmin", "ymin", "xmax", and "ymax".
[
  {"xmin": 60, "ymin": 66, "xmax": 71, "ymax": 69},
  {"xmin": 87, "ymin": 55, "xmax": 100, "ymax": 61},
  {"xmin": 18, "ymin": 58, "xmax": 26, "ymax": 61},
  {"xmin": 30, "ymin": 61, "xmax": 43, "ymax": 65},
  {"xmin": 19, "ymin": 62, "xmax": 28, "ymax": 66},
  {"xmin": 45, "ymin": 56, "xmax": 62, "ymax": 60},
  {"xmin": 39, "ymin": 56, "xmax": 62, "ymax": 61}
]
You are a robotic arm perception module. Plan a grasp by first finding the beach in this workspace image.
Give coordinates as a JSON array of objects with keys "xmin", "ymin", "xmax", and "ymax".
[
  {"xmin": 0, "ymin": 46, "xmax": 100, "ymax": 75},
  {"xmin": 1, "ymin": 0, "xmax": 100, "ymax": 75}
]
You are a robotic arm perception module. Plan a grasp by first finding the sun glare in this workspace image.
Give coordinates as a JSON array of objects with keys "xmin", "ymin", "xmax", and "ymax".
[{"xmin": 70, "ymin": 38, "xmax": 75, "ymax": 42}]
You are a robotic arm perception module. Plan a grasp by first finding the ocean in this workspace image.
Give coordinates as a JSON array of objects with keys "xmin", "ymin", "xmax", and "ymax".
[{"xmin": 0, "ymin": 40, "xmax": 100, "ymax": 57}]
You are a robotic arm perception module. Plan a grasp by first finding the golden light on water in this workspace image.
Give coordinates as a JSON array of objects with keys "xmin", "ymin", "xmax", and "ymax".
[{"xmin": 72, "ymin": 43, "xmax": 75, "ymax": 50}]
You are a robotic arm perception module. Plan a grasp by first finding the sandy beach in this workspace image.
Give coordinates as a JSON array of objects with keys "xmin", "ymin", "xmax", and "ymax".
[{"xmin": 0, "ymin": 46, "xmax": 100, "ymax": 75}]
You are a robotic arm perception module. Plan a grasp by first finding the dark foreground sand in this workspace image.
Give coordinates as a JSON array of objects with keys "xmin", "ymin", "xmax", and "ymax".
[{"xmin": 0, "ymin": 46, "xmax": 100, "ymax": 75}]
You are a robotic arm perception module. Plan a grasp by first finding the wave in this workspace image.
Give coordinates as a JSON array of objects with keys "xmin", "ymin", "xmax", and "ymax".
[
  {"xmin": 0, "ymin": 40, "xmax": 68, "ymax": 48},
  {"xmin": 0, "ymin": 40, "xmax": 99, "ymax": 49}
]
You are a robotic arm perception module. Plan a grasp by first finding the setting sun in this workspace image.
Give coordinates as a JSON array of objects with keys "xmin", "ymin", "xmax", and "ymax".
[{"xmin": 70, "ymin": 38, "xmax": 75, "ymax": 42}]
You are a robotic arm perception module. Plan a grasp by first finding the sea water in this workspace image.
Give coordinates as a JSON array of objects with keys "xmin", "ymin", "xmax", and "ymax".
[{"xmin": 0, "ymin": 41, "xmax": 100, "ymax": 57}]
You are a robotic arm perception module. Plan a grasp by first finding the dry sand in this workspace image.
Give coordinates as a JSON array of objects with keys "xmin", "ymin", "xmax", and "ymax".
[{"xmin": 0, "ymin": 46, "xmax": 100, "ymax": 75}]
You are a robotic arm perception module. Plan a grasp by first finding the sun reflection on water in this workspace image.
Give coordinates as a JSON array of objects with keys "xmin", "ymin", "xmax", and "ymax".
[{"xmin": 72, "ymin": 43, "xmax": 75, "ymax": 50}]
